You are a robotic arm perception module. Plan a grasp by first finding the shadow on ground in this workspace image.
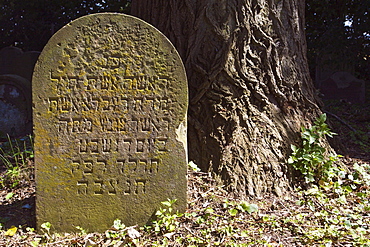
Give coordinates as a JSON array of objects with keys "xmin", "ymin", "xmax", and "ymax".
[{"xmin": 0, "ymin": 195, "xmax": 35, "ymax": 229}]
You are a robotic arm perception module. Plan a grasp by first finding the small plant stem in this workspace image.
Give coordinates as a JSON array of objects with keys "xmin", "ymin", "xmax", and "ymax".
[{"xmin": 324, "ymin": 110, "xmax": 357, "ymax": 133}]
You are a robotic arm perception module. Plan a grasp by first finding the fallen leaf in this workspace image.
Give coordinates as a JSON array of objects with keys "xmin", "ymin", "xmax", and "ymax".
[
  {"xmin": 163, "ymin": 232, "xmax": 176, "ymax": 239},
  {"xmin": 84, "ymin": 238, "xmax": 97, "ymax": 247},
  {"xmin": 5, "ymin": 226, "xmax": 17, "ymax": 237},
  {"xmin": 113, "ymin": 240, "xmax": 124, "ymax": 247},
  {"xmin": 127, "ymin": 226, "xmax": 141, "ymax": 239}
]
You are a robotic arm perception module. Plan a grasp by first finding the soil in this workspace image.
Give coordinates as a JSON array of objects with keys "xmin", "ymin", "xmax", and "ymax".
[{"xmin": 0, "ymin": 99, "xmax": 368, "ymax": 246}]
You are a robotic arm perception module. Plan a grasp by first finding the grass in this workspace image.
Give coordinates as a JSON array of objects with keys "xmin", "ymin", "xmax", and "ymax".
[{"xmin": 0, "ymin": 135, "xmax": 34, "ymax": 189}]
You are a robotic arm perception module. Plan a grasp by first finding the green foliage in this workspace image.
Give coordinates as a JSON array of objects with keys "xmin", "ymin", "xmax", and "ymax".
[
  {"xmin": 1, "ymin": 158, "xmax": 369, "ymax": 246},
  {"xmin": 0, "ymin": 135, "xmax": 34, "ymax": 189},
  {"xmin": 104, "ymin": 219, "xmax": 132, "ymax": 244},
  {"xmin": 40, "ymin": 222, "xmax": 51, "ymax": 234},
  {"xmin": 292, "ymin": 162, "xmax": 370, "ymax": 245},
  {"xmin": 38, "ymin": 222, "xmax": 55, "ymax": 243},
  {"xmin": 147, "ymin": 199, "xmax": 183, "ymax": 234},
  {"xmin": 75, "ymin": 226, "xmax": 87, "ymax": 235},
  {"xmin": 5, "ymin": 192, "xmax": 14, "ymax": 200},
  {"xmin": 223, "ymin": 200, "xmax": 258, "ymax": 216},
  {"xmin": 288, "ymin": 114, "xmax": 340, "ymax": 184}
]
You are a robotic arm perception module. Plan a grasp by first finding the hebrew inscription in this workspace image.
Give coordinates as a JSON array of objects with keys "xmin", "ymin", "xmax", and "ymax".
[{"xmin": 33, "ymin": 13, "xmax": 187, "ymax": 232}]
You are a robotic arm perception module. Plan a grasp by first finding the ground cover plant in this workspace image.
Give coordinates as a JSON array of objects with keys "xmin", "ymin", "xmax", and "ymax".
[
  {"xmin": 0, "ymin": 102, "xmax": 369, "ymax": 246},
  {"xmin": 0, "ymin": 135, "xmax": 34, "ymax": 190}
]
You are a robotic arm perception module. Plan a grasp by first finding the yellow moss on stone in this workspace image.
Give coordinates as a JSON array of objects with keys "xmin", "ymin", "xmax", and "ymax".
[{"xmin": 33, "ymin": 13, "xmax": 188, "ymax": 233}]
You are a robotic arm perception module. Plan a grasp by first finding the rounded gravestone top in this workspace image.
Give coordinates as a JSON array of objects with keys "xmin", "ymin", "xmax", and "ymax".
[
  {"xmin": 33, "ymin": 13, "xmax": 188, "ymax": 232},
  {"xmin": 0, "ymin": 47, "xmax": 40, "ymax": 82},
  {"xmin": 0, "ymin": 74, "xmax": 32, "ymax": 139}
]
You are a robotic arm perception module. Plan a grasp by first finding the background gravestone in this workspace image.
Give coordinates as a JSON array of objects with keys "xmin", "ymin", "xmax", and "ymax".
[
  {"xmin": 0, "ymin": 47, "xmax": 40, "ymax": 82},
  {"xmin": 33, "ymin": 13, "xmax": 188, "ymax": 232},
  {"xmin": 319, "ymin": 71, "xmax": 366, "ymax": 104},
  {"xmin": 0, "ymin": 74, "xmax": 32, "ymax": 139},
  {"xmin": 0, "ymin": 47, "xmax": 39, "ymax": 138}
]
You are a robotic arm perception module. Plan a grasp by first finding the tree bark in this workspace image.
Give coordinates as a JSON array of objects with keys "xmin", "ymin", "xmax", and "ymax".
[{"xmin": 131, "ymin": 0, "xmax": 322, "ymax": 196}]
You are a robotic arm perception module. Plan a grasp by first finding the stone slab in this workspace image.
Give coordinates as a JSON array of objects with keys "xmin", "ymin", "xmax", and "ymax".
[
  {"xmin": 33, "ymin": 13, "xmax": 188, "ymax": 232},
  {"xmin": 0, "ymin": 74, "xmax": 32, "ymax": 138},
  {"xmin": 320, "ymin": 71, "xmax": 366, "ymax": 103},
  {"xmin": 0, "ymin": 47, "xmax": 40, "ymax": 82}
]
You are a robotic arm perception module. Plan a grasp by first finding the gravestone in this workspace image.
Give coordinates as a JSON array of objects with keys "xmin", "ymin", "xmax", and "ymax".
[
  {"xmin": 33, "ymin": 13, "xmax": 188, "ymax": 232},
  {"xmin": 0, "ymin": 74, "xmax": 32, "ymax": 139},
  {"xmin": 0, "ymin": 47, "xmax": 40, "ymax": 82},
  {"xmin": 0, "ymin": 47, "xmax": 40, "ymax": 138},
  {"xmin": 320, "ymin": 71, "xmax": 366, "ymax": 103}
]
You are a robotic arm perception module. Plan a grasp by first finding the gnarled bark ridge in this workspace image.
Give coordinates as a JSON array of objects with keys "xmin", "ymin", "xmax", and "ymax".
[{"xmin": 132, "ymin": 0, "xmax": 322, "ymax": 196}]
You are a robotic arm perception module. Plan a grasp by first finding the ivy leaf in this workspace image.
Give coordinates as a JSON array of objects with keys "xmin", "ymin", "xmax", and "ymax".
[
  {"xmin": 229, "ymin": 208, "xmax": 238, "ymax": 216},
  {"xmin": 238, "ymin": 201, "xmax": 253, "ymax": 212},
  {"xmin": 308, "ymin": 135, "xmax": 316, "ymax": 144}
]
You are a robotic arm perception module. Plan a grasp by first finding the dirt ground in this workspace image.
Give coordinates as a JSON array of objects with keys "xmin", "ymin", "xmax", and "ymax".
[{"xmin": 0, "ymin": 98, "xmax": 368, "ymax": 245}]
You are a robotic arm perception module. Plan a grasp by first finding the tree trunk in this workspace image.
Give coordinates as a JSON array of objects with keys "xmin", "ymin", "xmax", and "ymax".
[{"xmin": 131, "ymin": 0, "xmax": 322, "ymax": 197}]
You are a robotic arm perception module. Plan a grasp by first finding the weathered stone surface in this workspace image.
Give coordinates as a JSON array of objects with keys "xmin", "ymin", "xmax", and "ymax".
[
  {"xmin": 0, "ymin": 47, "xmax": 40, "ymax": 82},
  {"xmin": 0, "ymin": 74, "xmax": 32, "ymax": 138},
  {"xmin": 320, "ymin": 71, "xmax": 366, "ymax": 103},
  {"xmin": 33, "ymin": 13, "xmax": 188, "ymax": 232}
]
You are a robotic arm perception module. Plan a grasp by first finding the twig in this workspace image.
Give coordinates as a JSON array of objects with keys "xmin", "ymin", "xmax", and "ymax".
[
  {"xmin": 46, "ymin": 237, "xmax": 80, "ymax": 246},
  {"xmin": 324, "ymin": 110, "xmax": 357, "ymax": 133},
  {"xmin": 183, "ymin": 225, "xmax": 206, "ymax": 241}
]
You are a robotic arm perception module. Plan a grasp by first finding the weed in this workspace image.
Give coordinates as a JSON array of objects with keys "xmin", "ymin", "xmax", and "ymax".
[
  {"xmin": 75, "ymin": 226, "xmax": 87, "ymax": 235},
  {"xmin": 147, "ymin": 199, "xmax": 183, "ymax": 234},
  {"xmin": 5, "ymin": 192, "xmax": 14, "ymax": 200},
  {"xmin": 40, "ymin": 222, "xmax": 51, "ymax": 236},
  {"xmin": 288, "ymin": 114, "xmax": 340, "ymax": 184},
  {"xmin": 0, "ymin": 159, "xmax": 368, "ymax": 246},
  {"xmin": 0, "ymin": 135, "xmax": 34, "ymax": 188},
  {"xmin": 223, "ymin": 200, "xmax": 258, "ymax": 216}
]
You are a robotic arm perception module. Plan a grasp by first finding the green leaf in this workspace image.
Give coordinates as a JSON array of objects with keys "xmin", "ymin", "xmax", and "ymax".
[
  {"xmin": 41, "ymin": 222, "xmax": 51, "ymax": 230},
  {"xmin": 169, "ymin": 224, "xmax": 176, "ymax": 232},
  {"xmin": 113, "ymin": 219, "xmax": 125, "ymax": 230},
  {"xmin": 205, "ymin": 208, "xmax": 214, "ymax": 214},
  {"xmin": 288, "ymin": 157, "xmax": 295, "ymax": 164},
  {"xmin": 238, "ymin": 201, "xmax": 250, "ymax": 212},
  {"xmin": 308, "ymin": 135, "xmax": 316, "ymax": 144},
  {"xmin": 343, "ymin": 220, "xmax": 352, "ymax": 228},
  {"xmin": 30, "ymin": 238, "xmax": 41, "ymax": 247},
  {"xmin": 262, "ymin": 215, "xmax": 270, "ymax": 221},
  {"xmin": 228, "ymin": 208, "xmax": 238, "ymax": 216},
  {"xmin": 5, "ymin": 192, "xmax": 14, "ymax": 200},
  {"xmin": 320, "ymin": 113, "xmax": 326, "ymax": 123},
  {"xmin": 154, "ymin": 225, "xmax": 160, "ymax": 232},
  {"xmin": 161, "ymin": 199, "xmax": 176, "ymax": 207}
]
